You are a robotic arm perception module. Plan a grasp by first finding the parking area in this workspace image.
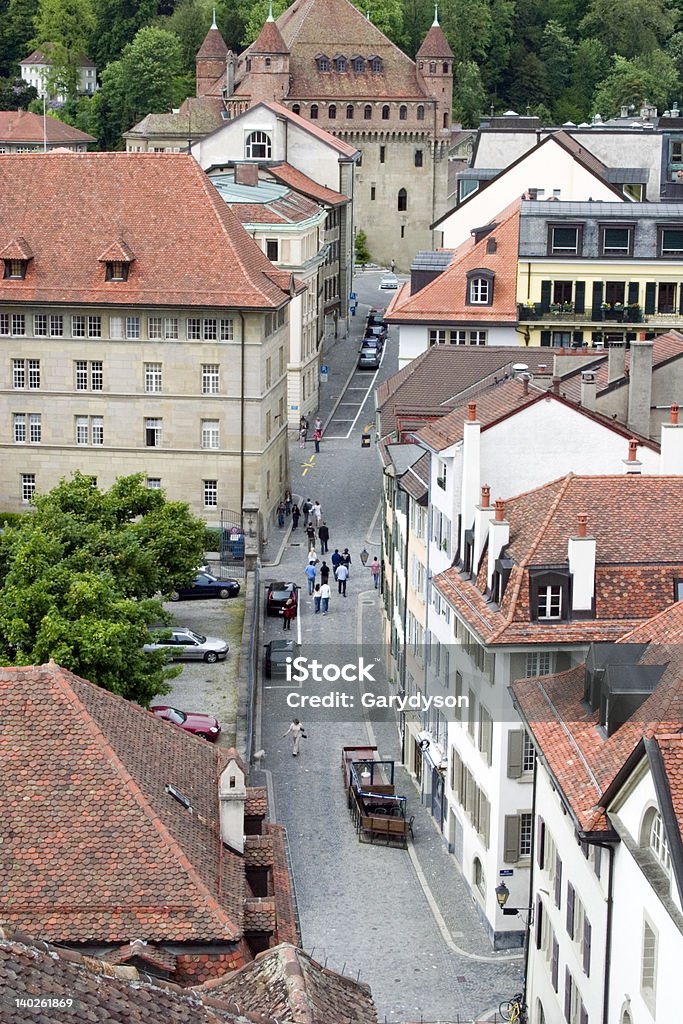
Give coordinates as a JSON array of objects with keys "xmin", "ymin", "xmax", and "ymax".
[{"xmin": 150, "ymin": 593, "xmax": 245, "ymax": 747}]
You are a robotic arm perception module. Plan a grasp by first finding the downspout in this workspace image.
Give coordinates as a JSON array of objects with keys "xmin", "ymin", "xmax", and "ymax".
[
  {"xmin": 596, "ymin": 840, "xmax": 615, "ymax": 1024},
  {"xmin": 521, "ymin": 753, "xmax": 538, "ymax": 1006},
  {"xmin": 239, "ymin": 312, "xmax": 246, "ymax": 512}
]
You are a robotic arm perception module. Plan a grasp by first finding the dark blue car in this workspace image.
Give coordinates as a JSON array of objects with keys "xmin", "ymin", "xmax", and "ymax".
[{"xmin": 169, "ymin": 572, "xmax": 241, "ymax": 601}]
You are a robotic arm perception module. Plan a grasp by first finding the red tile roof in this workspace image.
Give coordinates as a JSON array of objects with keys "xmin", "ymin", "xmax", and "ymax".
[
  {"xmin": 244, "ymin": 0, "xmax": 429, "ymax": 101},
  {"xmin": 229, "ymin": 189, "xmax": 322, "ymax": 226},
  {"xmin": 386, "ymin": 201, "xmax": 521, "ymax": 324},
  {"xmin": 263, "ymin": 100, "xmax": 359, "ymax": 158},
  {"xmin": 253, "ymin": 18, "xmax": 289, "ymax": 54},
  {"xmin": 20, "ymin": 47, "xmax": 95, "ymax": 68},
  {"xmin": 0, "ymin": 152, "xmax": 294, "ymax": 309},
  {"xmin": 196, "ymin": 26, "xmax": 229, "ymax": 61},
  {"xmin": 200, "ymin": 943, "xmax": 378, "ymax": 1024},
  {"xmin": 416, "ymin": 23, "xmax": 454, "ymax": 58},
  {"xmin": 0, "ymin": 109, "xmax": 94, "ymax": 144},
  {"xmin": 269, "ymin": 161, "xmax": 350, "ymax": 205},
  {"xmin": 435, "ymin": 475, "xmax": 683, "ymax": 645},
  {"xmin": 655, "ymin": 732, "xmax": 683, "ymax": 858},
  {"xmin": 559, "ymin": 330, "xmax": 683, "ymax": 401},
  {"xmin": 512, "ymin": 602, "xmax": 683, "ymax": 832},
  {"xmin": 2, "ymin": 662, "xmax": 253, "ymax": 944}
]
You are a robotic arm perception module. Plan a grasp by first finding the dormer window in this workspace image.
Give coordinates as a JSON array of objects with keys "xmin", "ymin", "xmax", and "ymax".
[
  {"xmin": 354, "ymin": 56, "xmax": 365, "ymax": 73},
  {"xmin": 370, "ymin": 56, "xmax": 382, "ymax": 73},
  {"xmin": 538, "ymin": 585, "xmax": 562, "ymax": 618},
  {"xmin": 466, "ymin": 268, "xmax": 495, "ymax": 306},
  {"xmin": 245, "ymin": 130, "xmax": 271, "ymax": 158},
  {"xmin": 335, "ymin": 56, "xmax": 347, "ymax": 72},
  {"xmin": 316, "ymin": 54, "xmax": 329, "ymax": 72},
  {"xmin": 106, "ymin": 260, "xmax": 128, "ymax": 282},
  {"xmin": 492, "ymin": 555, "xmax": 513, "ymax": 605},
  {"xmin": 3, "ymin": 259, "xmax": 27, "ymax": 279},
  {"xmin": 530, "ymin": 570, "xmax": 570, "ymax": 621}
]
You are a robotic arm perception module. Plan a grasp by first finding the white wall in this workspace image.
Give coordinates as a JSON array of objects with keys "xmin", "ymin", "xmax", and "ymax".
[{"xmin": 398, "ymin": 325, "xmax": 519, "ymax": 369}]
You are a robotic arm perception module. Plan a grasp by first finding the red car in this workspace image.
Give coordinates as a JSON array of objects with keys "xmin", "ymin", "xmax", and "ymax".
[{"xmin": 151, "ymin": 705, "xmax": 221, "ymax": 742}]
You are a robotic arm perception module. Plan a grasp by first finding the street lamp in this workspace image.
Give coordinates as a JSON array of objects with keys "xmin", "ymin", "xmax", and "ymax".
[
  {"xmin": 359, "ymin": 548, "xmax": 369, "ymax": 566},
  {"xmin": 496, "ymin": 881, "xmax": 510, "ymax": 909}
]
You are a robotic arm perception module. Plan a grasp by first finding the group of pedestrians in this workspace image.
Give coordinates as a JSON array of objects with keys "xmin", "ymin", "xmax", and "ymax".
[{"xmin": 299, "ymin": 415, "xmax": 323, "ymax": 452}]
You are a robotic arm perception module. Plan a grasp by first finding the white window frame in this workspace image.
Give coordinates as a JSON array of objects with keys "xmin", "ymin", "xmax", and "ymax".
[
  {"xmin": 201, "ymin": 419, "xmax": 219, "ymax": 449},
  {"xmin": 202, "ymin": 364, "xmax": 220, "ymax": 394},
  {"xmin": 145, "ymin": 418, "xmax": 162, "ymax": 447},
  {"xmin": 538, "ymin": 585, "xmax": 563, "ymax": 619},
  {"xmin": 144, "ymin": 362, "xmax": 162, "ymax": 393},
  {"xmin": 469, "ymin": 278, "xmax": 490, "ymax": 304},
  {"xmin": 203, "ymin": 479, "xmax": 218, "ymax": 507},
  {"xmin": 21, "ymin": 473, "xmax": 36, "ymax": 503}
]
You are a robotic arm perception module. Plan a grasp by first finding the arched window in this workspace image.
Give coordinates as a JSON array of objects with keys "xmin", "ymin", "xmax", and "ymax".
[
  {"xmin": 467, "ymin": 269, "xmax": 495, "ymax": 306},
  {"xmin": 346, "ymin": 104, "xmax": 354, "ymax": 119},
  {"xmin": 621, "ymin": 1012, "xmax": 633, "ymax": 1024},
  {"xmin": 382, "ymin": 104, "xmax": 390, "ymax": 120},
  {"xmin": 245, "ymin": 130, "xmax": 271, "ymax": 159},
  {"xmin": 292, "ymin": 104, "xmax": 300, "ymax": 115},
  {"xmin": 418, "ymin": 60, "xmax": 424, "ymax": 70},
  {"xmin": 354, "ymin": 56, "xmax": 365, "ymax": 73},
  {"xmin": 328, "ymin": 104, "xmax": 336, "ymax": 119},
  {"xmin": 310, "ymin": 104, "xmax": 319, "ymax": 119},
  {"xmin": 264, "ymin": 57, "xmax": 271, "ymax": 68},
  {"xmin": 397, "ymin": 188, "xmax": 407, "ymax": 212},
  {"xmin": 473, "ymin": 857, "xmax": 486, "ymax": 897},
  {"xmin": 443, "ymin": 61, "xmax": 450, "ymax": 73},
  {"xmin": 536, "ymin": 1001, "xmax": 546, "ymax": 1024},
  {"xmin": 364, "ymin": 104, "xmax": 372, "ymax": 120},
  {"xmin": 417, "ymin": 104, "xmax": 424, "ymax": 121},
  {"xmin": 429, "ymin": 61, "xmax": 436, "ymax": 73},
  {"xmin": 414, "ymin": 149, "xmax": 423, "ymax": 167},
  {"xmin": 336, "ymin": 56, "xmax": 347, "ymax": 72},
  {"xmin": 399, "ymin": 105, "xmax": 407, "ymax": 120},
  {"xmin": 644, "ymin": 808, "xmax": 672, "ymax": 872},
  {"xmin": 317, "ymin": 55, "xmax": 329, "ymax": 72},
  {"xmin": 370, "ymin": 57, "xmax": 382, "ymax": 73},
  {"xmin": 443, "ymin": 111, "xmax": 449, "ymax": 128}
]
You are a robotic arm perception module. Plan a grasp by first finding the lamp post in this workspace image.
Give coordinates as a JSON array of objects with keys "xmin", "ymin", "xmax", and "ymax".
[
  {"xmin": 495, "ymin": 881, "xmax": 531, "ymax": 1011},
  {"xmin": 359, "ymin": 548, "xmax": 369, "ymax": 566}
]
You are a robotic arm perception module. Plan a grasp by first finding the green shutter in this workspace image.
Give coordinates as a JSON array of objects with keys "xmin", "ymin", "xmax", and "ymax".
[
  {"xmin": 503, "ymin": 815, "xmax": 520, "ymax": 863},
  {"xmin": 591, "ymin": 281, "xmax": 604, "ymax": 318},
  {"xmin": 540, "ymin": 330, "xmax": 551, "ymax": 347},
  {"xmin": 540, "ymin": 280, "xmax": 552, "ymax": 312},
  {"xmin": 645, "ymin": 282, "xmax": 656, "ymax": 314},
  {"xmin": 574, "ymin": 280, "xmax": 585, "ymax": 313},
  {"xmin": 628, "ymin": 281, "xmax": 639, "ymax": 305}
]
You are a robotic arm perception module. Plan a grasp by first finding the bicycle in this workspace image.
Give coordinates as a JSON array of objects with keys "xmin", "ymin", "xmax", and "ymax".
[{"xmin": 499, "ymin": 992, "xmax": 527, "ymax": 1023}]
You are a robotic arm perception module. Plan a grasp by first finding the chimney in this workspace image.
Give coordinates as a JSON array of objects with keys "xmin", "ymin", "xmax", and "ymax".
[
  {"xmin": 219, "ymin": 757, "xmax": 246, "ymax": 854},
  {"xmin": 235, "ymin": 163, "xmax": 259, "ymax": 186},
  {"xmin": 487, "ymin": 499, "xmax": 509, "ymax": 590},
  {"xmin": 474, "ymin": 485, "xmax": 495, "ymax": 568},
  {"xmin": 459, "ymin": 405, "xmax": 481, "ymax": 557},
  {"xmin": 580, "ymin": 369, "xmax": 596, "ymax": 411},
  {"xmin": 623, "ymin": 437, "xmax": 642, "ymax": 474},
  {"xmin": 551, "ymin": 376, "xmax": 560, "ymax": 395},
  {"xmin": 522, "ymin": 376, "xmax": 529, "ymax": 396},
  {"xmin": 660, "ymin": 403, "xmax": 683, "ymax": 473},
  {"xmin": 226, "ymin": 51, "xmax": 235, "ymax": 97},
  {"xmin": 627, "ymin": 340, "xmax": 654, "ymax": 438},
  {"xmin": 607, "ymin": 340, "xmax": 626, "ymax": 384},
  {"xmin": 568, "ymin": 513, "xmax": 596, "ymax": 613}
]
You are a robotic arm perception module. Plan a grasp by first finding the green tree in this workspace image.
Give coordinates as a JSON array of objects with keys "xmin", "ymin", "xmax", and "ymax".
[
  {"xmin": 564, "ymin": 37, "xmax": 609, "ymax": 121},
  {"xmin": 354, "ymin": 229, "xmax": 372, "ymax": 266},
  {"xmin": 481, "ymin": 0, "xmax": 515, "ymax": 94},
  {"xmin": 0, "ymin": 0, "xmax": 39, "ymax": 77},
  {"xmin": 540, "ymin": 20, "xmax": 576, "ymax": 111},
  {"xmin": 239, "ymin": 0, "xmax": 289, "ymax": 45},
  {"xmin": 0, "ymin": 473, "xmax": 206, "ymax": 703},
  {"xmin": 351, "ymin": 0, "xmax": 404, "ymax": 47},
  {"xmin": 0, "ymin": 77, "xmax": 38, "ymax": 108},
  {"xmin": 452, "ymin": 60, "xmax": 487, "ymax": 126},
  {"xmin": 579, "ymin": 0, "xmax": 675, "ymax": 59},
  {"xmin": 33, "ymin": 0, "xmax": 96, "ymax": 99},
  {"xmin": 90, "ymin": 0, "xmax": 157, "ymax": 70},
  {"xmin": 401, "ymin": 0, "xmax": 431, "ymax": 58},
  {"xmin": 592, "ymin": 50, "xmax": 679, "ymax": 116},
  {"xmin": 440, "ymin": 0, "xmax": 491, "ymax": 65},
  {"xmin": 168, "ymin": 0, "xmax": 213, "ymax": 73}
]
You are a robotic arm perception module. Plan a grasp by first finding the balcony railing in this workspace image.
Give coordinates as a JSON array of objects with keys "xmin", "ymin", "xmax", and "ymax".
[{"xmin": 517, "ymin": 303, "xmax": 654, "ymax": 325}]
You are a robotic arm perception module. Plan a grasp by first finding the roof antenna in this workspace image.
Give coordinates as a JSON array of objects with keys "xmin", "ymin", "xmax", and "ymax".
[
  {"xmin": 211, "ymin": 7, "xmax": 217, "ymax": 28},
  {"xmin": 267, "ymin": 0, "xmax": 274, "ymax": 20},
  {"xmin": 433, "ymin": 4, "xmax": 439, "ymax": 26}
]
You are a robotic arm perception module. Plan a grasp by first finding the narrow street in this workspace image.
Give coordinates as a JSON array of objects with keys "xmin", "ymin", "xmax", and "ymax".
[{"xmin": 255, "ymin": 272, "xmax": 523, "ymax": 1023}]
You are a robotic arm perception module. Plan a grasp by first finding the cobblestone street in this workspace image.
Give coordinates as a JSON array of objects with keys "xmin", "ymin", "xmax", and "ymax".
[{"xmin": 255, "ymin": 273, "xmax": 523, "ymax": 1023}]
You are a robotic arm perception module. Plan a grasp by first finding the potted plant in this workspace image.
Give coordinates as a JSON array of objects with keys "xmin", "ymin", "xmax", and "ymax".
[
  {"xmin": 561, "ymin": 301, "xmax": 574, "ymax": 313},
  {"xmin": 626, "ymin": 303, "xmax": 642, "ymax": 322}
]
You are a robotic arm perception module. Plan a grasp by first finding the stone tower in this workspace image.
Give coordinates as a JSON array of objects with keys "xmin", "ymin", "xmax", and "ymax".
[
  {"xmin": 246, "ymin": 4, "xmax": 291, "ymax": 105},
  {"xmin": 416, "ymin": 8, "xmax": 454, "ymax": 134},
  {"xmin": 196, "ymin": 13, "xmax": 229, "ymax": 100}
]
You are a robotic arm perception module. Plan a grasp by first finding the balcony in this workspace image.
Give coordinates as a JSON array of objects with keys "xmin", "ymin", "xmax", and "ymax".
[{"xmin": 517, "ymin": 303, "xmax": 647, "ymax": 326}]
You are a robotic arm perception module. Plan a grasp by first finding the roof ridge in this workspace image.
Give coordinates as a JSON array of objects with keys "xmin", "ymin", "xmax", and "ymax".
[
  {"xmin": 538, "ymin": 678, "xmax": 605, "ymax": 797},
  {"xmin": 48, "ymin": 663, "xmax": 240, "ymax": 938}
]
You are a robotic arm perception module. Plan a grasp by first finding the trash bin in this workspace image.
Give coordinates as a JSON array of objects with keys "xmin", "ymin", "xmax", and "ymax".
[{"xmin": 361, "ymin": 432, "xmax": 371, "ymax": 448}]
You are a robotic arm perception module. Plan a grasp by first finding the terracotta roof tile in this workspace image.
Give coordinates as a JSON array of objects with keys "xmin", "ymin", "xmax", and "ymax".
[
  {"xmin": 245, "ymin": 787, "xmax": 268, "ymax": 817},
  {"xmin": 0, "ymin": 109, "xmax": 94, "ymax": 144},
  {"xmin": 263, "ymin": 823, "xmax": 300, "ymax": 946},
  {"xmin": 0, "ymin": 152, "xmax": 293, "ymax": 309},
  {"xmin": 200, "ymin": 943, "xmax": 378, "ymax": 1023},
  {"xmin": 416, "ymin": 23, "xmax": 454, "ymax": 58},
  {"xmin": 263, "ymin": 101, "xmax": 359, "ymax": 158},
  {"xmin": 269, "ymin": 161, "xmax": 350, "ymax": 205},
  {"xmin": 196, "ymin": 26, "xmax": 229, "ymax": 61},
  {"xmin": 229, "ymin": 189, "xmax": 322, "ymax": 226},
  {"xmin": 1, "ymin": 662, "xmax": 248, "ymax": 944},
  {"xmin": 656, "ymin": 733, "xmax": 683, "ymax": 852},
  {"xmin": 244, "ymin": 835, "xmax": 274, "ymax": 867},
  {"xmin": 253, "ymin": 18, "xmax": 289, "ymax": 54}
]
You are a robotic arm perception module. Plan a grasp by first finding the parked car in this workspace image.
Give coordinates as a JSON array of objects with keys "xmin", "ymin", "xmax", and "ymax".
[
  {"xmin": 169, "ymin": 572, "xmax": 240, "ymax": 601},
  {"xmin": 366, "ymin": 307, "xmax": 386, "ymax": 327},
  {"xmin": 266, "ymin": 581, "xmax": 297, "ymax": 616},
  {"xmin": 358, "ymin": 348, "xmax": 382, "ymax": 370},
  {"xmin": 364, "ymin": 323, "xmax": 387, "ymax": 341},
  {"xmin": 144, "ymin": 627, "xmax": 229, "ymax": 663},
  {"xmin": 264, "ymin": 638, "xmax": 300, "ymax": 678},
  {"xmin": 151, "ymin": 705, "xmax": 221, "ymax": 741},
  {"xmin": 360, "ymin": 336, "xmax": 383, "ymax": 353},
  {"xmin": 379, "ymin": 273, "xmax": 399, "ymax": 290}
]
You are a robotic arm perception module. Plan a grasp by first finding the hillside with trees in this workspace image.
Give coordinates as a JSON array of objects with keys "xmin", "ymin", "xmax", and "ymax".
[{"xmin": 0, "ymin": 0, "xmax": 681, "ymax": 138}]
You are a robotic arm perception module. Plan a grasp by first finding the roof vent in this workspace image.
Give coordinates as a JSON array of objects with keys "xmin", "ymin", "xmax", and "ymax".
[{"xmin": 165, "ymin": 784, "xmax": 192, "ymax": 810}]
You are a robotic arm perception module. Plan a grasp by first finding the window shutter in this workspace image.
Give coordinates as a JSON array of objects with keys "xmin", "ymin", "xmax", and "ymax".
[
  {"xmin": 551, "ymin": 937, "xmax": 559, "ymax": 991},
  {"xmin": 503, "ymin": 814, "xmax": 520, "ymax": 863},
  {"xmin": 540, "ymin": 280, "xmax": 552, "ymax": 311},
  {"xmin": 566, "ymin": 882, "xmax": 575, "ymax": 938},
  {"xmin": 554, "ymin": 853, "xmax": 563, "ymax": 908},
  {"xmin": 540, "ymin": 330, "xmax": 551, "ymax": 347},
  {"xmin": 535, "ymin": 895, "xmax": 543, "ymax": 949},
  {"xmin": 507, "ymin": 729, "xmax": 524, "ymax": 778},
  {"xmin": 645, "ymin": 282, "xmax": 656, "ymax": 314},
  {"xmin": 537, "ymin": 816, "xmax": 546, "ymax": 868},
  {"xmin": 591, "ymin": 281, "xmax": 603, "ymax": 319},
  {"xmin": 580, "ymin": 1003, "xmax": 588, "ymax": 1024},
  {"xmin": 480, "ymin": 794, "xmax": 490, "ymax": 846},
  {"xmin": 572, "ymin": 330, "xmax": 583, "ymax": 346},
  {"xmin": 628, "ymin": 281, "xmax": 639, "ymax": 305},
  {"xmin": 564, "ymin": 969, "xmax": 572, "ymax": 1022},
  {"xmin": 679, "ymin": 284, "xmax": 683, "ymax": 315},
  {"xmin": 583, "ymin": 916, "xmax": 592, "ymax": 977},
  {"xmin": 574, "ymin": 280, "xmax": 585, "ymax": 313}
]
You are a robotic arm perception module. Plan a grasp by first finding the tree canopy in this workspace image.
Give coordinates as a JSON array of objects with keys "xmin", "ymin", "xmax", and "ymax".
[{"xmin": 0, "ymin": 473, "xmax": 206, "ymax": 704}]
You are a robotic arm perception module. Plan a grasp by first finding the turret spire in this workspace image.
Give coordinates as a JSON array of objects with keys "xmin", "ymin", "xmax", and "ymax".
[
  {"xmin": 211, "ymin": 7, "xmax": 217, "ymax": 28},
  {"xmin": 267, "ymin": 0, "xmax": 274, "ymax": 21},
  {"xmin": 433, "ymin": 4, "xmax": 439, "ymax": 26}
]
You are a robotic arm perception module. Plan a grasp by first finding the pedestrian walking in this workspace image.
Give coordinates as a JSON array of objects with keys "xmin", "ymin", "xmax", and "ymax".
[
  {"xmin": 299, "ymin": 426, "xmax": 306, "ymax": 448},
  {"xmin": 370, "ymin": 556, "xmax": 380, "ymax": 589},
  {"xmin": 341, "ymin": 548, "xmax": 352, "ymax": 576},
  {"xmin": 313, "ymin": 584, "xmax": 321, "ymax": 614},
  {"xmin": 390, "ymin": 258, "xmax": 396, "ymax": 273},
  {"xmin": 300, "ymin": 416, "xmax": 309, "ymax": 440},
  {"xmin": 282, "ymin": 597, "xmax": 296, "ymax": 631},
  {"xmin": 302, "ymin": 498, "xmax": 313, "ymax": 527},
  {"xmin": 307, "ymin": 547, "xmax": 319, "ymax": 566},
  {"xmin": 320, "ymin": 561, "xmax": 330, "ymax": 584},
  {"xmin": 320, "ymin": 581, "xmax": 331, "ymax": 615},
  {"xmin": 305, "ymin": 561, "xmax": 317, "ymax": 595},
  {"xmin": 306, "ymin": 522, "xmax": 316, "ymax": 546},
  {"xmin": 314, "ymin": 417, "xmax": 323, "ymax": 433},
  {"xmin": 314, "ymin": 428, "xmax": 321, "ymax": 453},
  {"xmin": 318, "ymin": 522, "xmax": 329, "ymax": 553},
  {"xmin": 283, "ymin": 718, "xmax": 306, "ymax": 756},
  {"xmin": 284, "ymin": 490, "xmax": 292, "ymax": 516},
  {"xmin": 277, "ymin": 501, "xmax": 286, "ymax": 528},
  {"xmin": 312, "ymin": 500, "xmax": 322, "ymax": 526},
  {"xmin": 336, "ymin": 562, "xmax": 349, "ymax": 596},
  {"xmin": 331, "ymin": 548, "xmax": 342, "ymax": 578},
  {"xmin": 291, "ymin": 504, "xmax": 300, "ymax": 529}
]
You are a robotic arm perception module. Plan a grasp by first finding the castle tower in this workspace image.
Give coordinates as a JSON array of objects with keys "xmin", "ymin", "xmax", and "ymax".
[
  {"xmin": 247, "ymin": 2, "xmax": 291, "ymax": 105},
  {"xmin": 416, "ymin": 7, "xmax": 454, "ymax": 133},
  {"xmin": 196, "ymin": 12, "xmax": 229, "ymax": 99}
]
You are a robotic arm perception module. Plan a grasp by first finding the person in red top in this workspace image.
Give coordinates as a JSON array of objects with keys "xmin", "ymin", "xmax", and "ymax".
[{"xmin": 282, "ymin": 596, "xmax": 296, "ymax": 630}]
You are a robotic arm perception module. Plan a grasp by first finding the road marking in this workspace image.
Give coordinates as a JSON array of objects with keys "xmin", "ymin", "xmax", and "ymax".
[{"xmin": 301, "ymin": 454, "xmax": 316, "ymax": 476}]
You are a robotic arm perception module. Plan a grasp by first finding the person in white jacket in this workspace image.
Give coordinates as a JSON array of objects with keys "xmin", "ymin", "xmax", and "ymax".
[{"xmin": 283, "ymin": 718, "xmax": 306, "ymax": 756}]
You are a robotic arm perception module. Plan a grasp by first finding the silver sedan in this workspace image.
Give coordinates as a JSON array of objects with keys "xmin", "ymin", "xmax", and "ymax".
[{"xmin": 144, "ymin": 627, "xmax": 229, "ymax": 663}]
